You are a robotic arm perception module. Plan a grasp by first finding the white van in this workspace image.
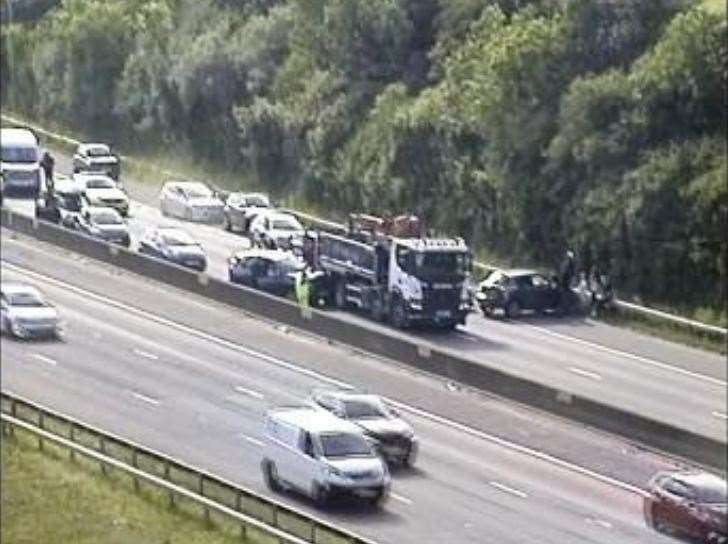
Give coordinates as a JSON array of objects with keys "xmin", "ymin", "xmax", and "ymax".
[
  {"xmin": 0, "ymin": 127, "xmax": 45, "ymax": 196},
  {"xmin": 261, "ymin": 407, "xmax": 391, "ymax": 506}
]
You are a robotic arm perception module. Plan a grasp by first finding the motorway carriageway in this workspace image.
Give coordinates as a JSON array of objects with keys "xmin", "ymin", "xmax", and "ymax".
[
  {"xmin": 0, "ymin": 247, "xmax": 686, "ymax": 544},
  {"xmin": 3, "ymin": 159, "xmax": 726, "ymax": 444}
]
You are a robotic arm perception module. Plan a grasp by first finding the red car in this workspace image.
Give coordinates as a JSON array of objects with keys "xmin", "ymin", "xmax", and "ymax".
[{"xmin": 644, "ymin": 470, "xmax": 727, "ymax": 543}]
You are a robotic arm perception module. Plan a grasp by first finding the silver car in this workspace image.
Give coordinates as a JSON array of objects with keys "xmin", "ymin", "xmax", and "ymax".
[
  {"xmin": 159, "ymin": 181, "xmax": 224, "ymax": 223},
  {"xmin": 1, "ymin": 283, "xmax": 62, "ymax": 339},
  {"xmin": 309, "ymin": 391, "xmax": 418, "ymax": 466}
]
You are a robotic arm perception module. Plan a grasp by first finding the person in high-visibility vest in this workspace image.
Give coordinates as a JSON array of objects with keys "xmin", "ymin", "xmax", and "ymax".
[{"xmin": 295, "ymin": 267, "xmax": 311, "ymax": 308}]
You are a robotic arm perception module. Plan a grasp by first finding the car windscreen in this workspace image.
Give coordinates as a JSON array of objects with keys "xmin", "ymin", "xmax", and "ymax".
[
  {"xmin": 1, "ymin": 145, "xmax": 38, "ymax": 163},
  {"xmin": 319, "ymin": 432, "xmax": 372, "ymax": 458},
  {"xmin": 271, "ymin": 218, "xmax": 300, "ymax": 231},
  {"xmin": 184, "ymin": 184, "xmax": 211, "ymax": 198},
  {"xmin": 246, "ymin": 195, "xmax": 269, "ymax": 207},
  {"xmin": 90, "ymin": 211, "xmax": 122, "ymax": 225},
  {"xmin": 698, "ymin": 481, "xmax": 728, "ymax": 503},
  {"xmin": 85, "ymin": 177, "xmax": 116, "ymax": 189},
  {"xmin": 413, "ymin": 251, "xmax": 468, "ymax": 276},
  {"xmin": 86, "ymin": 146, "xmax": 110, "ymax": 157},
  {"xmin": 7, "ymin": 292, "xmax": 46, "ymax": 307},
  {"xmin": 160, "ymin": 230, "xmax": 196, "ymax": 246},
  {"xmin": 343, "ymin": 399, "xmax": 390, "ymax": 419}
]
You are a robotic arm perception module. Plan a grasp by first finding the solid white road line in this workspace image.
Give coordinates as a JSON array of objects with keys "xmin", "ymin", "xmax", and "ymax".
[
  {"xmin": 31, "ymin": 353, "xmax": 57, "ymax": 366},
  {"xmin": 525, "ymin": 323, "xmax": 726, "ymax": 387},
  {"xmin": 712, "ymin": 411, "xmax": 727, "ymax": 421},
  {"xmin": 239, "ymin": 433, "xmax": 264, "ymax": 447},
  {"xmin": 131, "ymin": 391, "xmax": 160, "ymax": 406},
  {"xmin": 234, "ymin": 386, "xmax": 265, "ymax": 400},
  {"xmin": 133, "ymin": 348, "xmax": 159, "ymax": 360},
  {"xmin": 586, "ymin": 518, "xmax": 613, "ymax": 530},
  {"xmin": 389, "ymin": 492, "xmax": 414, "ymax": 505},
  {"xmin": 568, "ymin": 367, "xmax": 602, "ymax": 381},
  {"xmin": 489, "ymin": 481, "xmax": 528, "ymax": 499},
  {"xmin": 3, "ymin": 263, "xmax": 652, "ymax": 498}
]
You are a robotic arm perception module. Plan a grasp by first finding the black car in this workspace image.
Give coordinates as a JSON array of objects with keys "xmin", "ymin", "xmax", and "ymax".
[
  {"xmin": 69, "ymin": 206, "xmax": 130, "ymax": 247},
  {"xmin": 138, "ymin": 226, "xmax": 207, "ymax": 271},
  {"xmin": 476, "ymin": 269, "xmax": 562, "ymax": 318},
  {"xmin": 227, "ymin": 249, "xmax": 304, "ymax": 297}
]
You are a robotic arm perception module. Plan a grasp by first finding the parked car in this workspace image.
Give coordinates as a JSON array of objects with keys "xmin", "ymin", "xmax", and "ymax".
[
  {"xmin": 476, "ymin": 269, "xmax": 562, "ymax": 318},
  {"xmin": 261, "ymin": 406, "xmax": 391, "ymax": 506},
  {"xmin": 227, "ymin": 248, "xmax": 304, "ymax": 296},
  {"xmin": 309, "ymin": 391, "xmax": 418, "ymax": 467},
  {"xmin": 138, "ymin": 226, "xmax": 207, "ymax": 271},
  {"xmin": 159, "ymin": 181, "xmax": 224, "ymax": 223},
  {"xmin": 249, "ymin": 211, "xmax": 304, "ymax": 250},
  {"xmin": 72, "ymin": 142, "xmax": 120, "ymax": 180},
  {"xmin": 74, "ymin": 172, "xmax": 129, "ymax": 217},
  {"xmin": 69, "ymin": 206, "xmax": 130, "ymax": 247},
  {"xmin": 644, "ymin": 470, "xmax": 726, "ymax": 543},
  {"xmin": 222, "ymin": 192, "xmax": 271, "ymax": 233},
  {"xmin": 1, "ymin": 127, "xmax": 44, "ymax": 197},
  {"xmin": 1, "ymin": 283, "xmax": 62, "ymax": 339}
]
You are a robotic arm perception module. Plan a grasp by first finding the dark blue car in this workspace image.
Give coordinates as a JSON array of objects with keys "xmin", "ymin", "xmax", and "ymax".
[{"xmin": 228, "ymin": 249, "xmax": 304, "ymax": 297}]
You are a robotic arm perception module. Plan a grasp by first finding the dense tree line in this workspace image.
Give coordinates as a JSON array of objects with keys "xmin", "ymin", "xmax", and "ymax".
[{"xmin": 1, "ymin": 0, "xmax": 725, "ymax": 320}]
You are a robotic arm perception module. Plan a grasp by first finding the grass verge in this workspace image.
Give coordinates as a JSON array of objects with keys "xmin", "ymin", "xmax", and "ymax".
[{"xmin": 1, "ymin": 429, "xmax": 249, "ymax": 544}]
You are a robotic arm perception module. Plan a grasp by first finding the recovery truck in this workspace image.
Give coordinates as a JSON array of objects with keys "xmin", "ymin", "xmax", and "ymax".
[{"xmin": 304, "ymin": 213, "xmax": 472, "ymax": 330}]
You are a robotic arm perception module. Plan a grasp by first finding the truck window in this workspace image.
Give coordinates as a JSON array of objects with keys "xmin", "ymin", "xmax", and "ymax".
[{"xmin": 1, "ymin": 145, "xmax": 38, "ymax": 163}]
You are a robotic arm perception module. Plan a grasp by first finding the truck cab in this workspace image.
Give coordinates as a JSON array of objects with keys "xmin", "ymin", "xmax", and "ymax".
[{"xmin": 0, "ymin": 127, "xmax": 45, "ymax": 197}]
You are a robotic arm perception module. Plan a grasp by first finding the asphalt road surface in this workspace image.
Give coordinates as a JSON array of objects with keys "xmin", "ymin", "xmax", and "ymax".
[
  {"xmin": 0, "ymin": 252, "xmax": 687, "ymax": 544},
  {"xmin": 2, "ymin": 152, "xmax": 725, "ymax": 443}
]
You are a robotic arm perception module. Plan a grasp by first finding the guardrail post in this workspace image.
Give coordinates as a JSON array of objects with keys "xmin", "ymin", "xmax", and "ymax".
[
  {"xmin": 69, "ymin": 423, "xmax": 76, "ymax": 462},
  {"xmin": 100, "ymin": 437, "xmax": 108, "ymax": 476},
  {"xmin": 132, "ymin": 450, "xmax": 140, "ymax": 492},
  {"xmin": 164, "ymin": 460, "xmax": 170, "ymax": 480}
]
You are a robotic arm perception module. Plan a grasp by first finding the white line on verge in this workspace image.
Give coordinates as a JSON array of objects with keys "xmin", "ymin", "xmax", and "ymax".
[
  {"xmin": 389, "ymin": 492, "xmax": 413, "ymax": 505},
  {"xmin": 525, "ymin": 323, "xmax": 726, "ymax": 388},
  {"xmin": 239, "ymin": 434, "xmax": 263, "ymax": 447},
  {"xmin": 3, "ymin": 263, "xmax": 651, "ymax": 498},
  {"xmin": 489, "ymin": 481, "xmax": 528, "ymax": 499},
  {"xmin": 133, "ymin": 348, "xmax": 159, "ymax": 361},
  {"xmin": 568, "ymin": 367, "xmax": 602, "ymax": 381},
  {"xmin": 131, "ymin": 391, "xmax": 160, "ymax": 406},
  {"xmin": 234, "ymin": 386, "xmax": 265, "ymax": 400},
  {"xmin": 31, "ymin": 353, "xmax": 58, "ymax": 366},
  {"xmin": 586, "ymin": 518, "xmax": 613, "ymax": 530}
]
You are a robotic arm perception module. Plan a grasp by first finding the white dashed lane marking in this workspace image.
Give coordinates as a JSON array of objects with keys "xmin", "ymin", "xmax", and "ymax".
[
  {"xmin": 712, "ymin": 411, "xmax": 727, "ymax": 421},
  {"xmin": 489, "ymin": 481, "xmax": 528, "ymax": 499},
  {"xmin": 31, "ymin": 353, "xmax": 58, "ymax": 366},
  {"xmin": 130, "ymin": 391, "xmax": 161, "ymax": 405},
  {"xmin": 133, "ymin": 348, "xmax": 159, "ymax": 361},
  {"xmin": 234, "ymin": 386, "xmax": 265, "ymax": 400},
  {"xmin": 239, "ymin": 434, "xmax": 263, "ymax": 447},
  {"xmin": 390, "ymin": 492, "xmax": 414, "ymax": 505},
  {"xmin": 568, "ymin": 367, "xmax": 602, "ymax": 381}
]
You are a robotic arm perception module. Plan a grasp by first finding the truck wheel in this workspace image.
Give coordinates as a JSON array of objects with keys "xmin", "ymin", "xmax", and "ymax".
[
  {"xmin": 262, "ymin": 459, "xmax": 282, "ymax": 492},
  {"xmin": 223, "ymin": 214, "xmax": 232, "ymax": 231},
  {"xmin": 390, "ymin": 297, "xmax": 409, "ymax": 329},
  {"xmin": 370, "ymin": 292, "xmax": 385, "ymax": 321},
  {"xmin": 505, "ymin": 300, "xmax": 521, "ymax": 319}
]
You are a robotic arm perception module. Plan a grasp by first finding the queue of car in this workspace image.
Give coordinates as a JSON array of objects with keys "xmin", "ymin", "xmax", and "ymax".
[{"xmin": 138, "ymin": 226, "xmax": 207, "ymax": 271}]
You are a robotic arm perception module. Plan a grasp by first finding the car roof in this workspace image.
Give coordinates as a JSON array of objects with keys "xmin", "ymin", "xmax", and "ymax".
[
  {"xmin": 165, "ymin": 180, "xmax": 209, "ymax": 190},
  {"xmin": 86, "ymin": 206, "xmax": 121, "ymax": 216},
  {"xmin": 259, "ymin": 211, "xmax": 299, "ymax": 222},
  {"xmin": 268, "ymin": 407, "xmax": 362, "ymax": 434},
  {"xmin": 232, "ymin": 248, "xmax": 298, "ymax": 262},
  {"xmin": 80, "ymin": 142, "xmax": 110, "ymax": 152},
  {"xmin": 1, "ymin": 127, "xmax": 38, "ymax": 146},
  {"xmin": 74, "ymin": 172, "xmax": 115, "ymax": 181},
  {"xmin": 230, "ymin": 191, "xmax": 269, "ymax": 200},
  {"xmin": 503, "ymin": 269, "xmax": 538, "ymax": 277},
  {"xmin": 1, "ymin": 282, "xmax": 42, "ymax": 297}
]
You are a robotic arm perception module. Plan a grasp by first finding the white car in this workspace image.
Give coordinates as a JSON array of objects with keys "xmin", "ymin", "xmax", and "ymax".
[
  {"xmin": 72, "ymin": 142, "xmax": 120, "ymax": 180},
  {"xmin": 74, "ymin": 173, "xmax": 129, "ymax": 217},
  {"xmin": 222, "ymin": 192, "xmax": 271, "ymax": 233},
  {"xmin": 1, "ymin": 283, "xmax": 62, "ymax": 339},
  {"xmin": 261, "ymin": 406, "xmax": 390, "ymax": 506},
  {"xmin": 249, "ymin": 211, "xmax": 304, "ymax": 250},
  {"xmin": 159, "ymin": 181, "xmax": 224, "ymax": 223}
]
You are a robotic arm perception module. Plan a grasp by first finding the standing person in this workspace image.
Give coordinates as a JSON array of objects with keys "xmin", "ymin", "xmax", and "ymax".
[
  {"xmin": 40, "ymin": 150, "xmax": 55, "ymax": 195},
  {"xmin": 295, "ymin": 267, "xmax": 311, "ymax": 308},
  {"xmin": 559, "ymin": 250, "xmax": 576, "ymax": 291},
  {"xmin": 589, "ymin": 266, "xmax": 603, "ymax": 318}
]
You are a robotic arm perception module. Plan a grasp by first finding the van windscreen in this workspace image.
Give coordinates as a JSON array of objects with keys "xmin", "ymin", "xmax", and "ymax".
[
  {"xmin": 1, "ymin": 146, "xmax": 38, "ymax": 163},
  {"xmin": 319, "ymin": 433, "xmax": 371, "ymax": 458}
]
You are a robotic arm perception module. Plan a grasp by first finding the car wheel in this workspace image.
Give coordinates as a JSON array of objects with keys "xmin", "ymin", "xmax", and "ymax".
[
  {"xmin": 261, "ymin": 459, "xmax": 282, "ymax": 493},
  {"xmin": 311, "ymin": 482, "xmax": 328, "ymax": 507},
  {"xmin": 650, "ymin": 507, "xmax": 672, "ymax": 535},
  {"xmin": 160, "ymin": 201, "xmax": 169, "ymax": 217},
  {"xmin": 184, "ymin": 207, "xmax": 192, "ymax": 221},
  {"xmin": 223, "ymin": 214, "xmax": 232, "ymax": 232},
  {"xmin": 365, "ymin": 489, "xmax": 386, "ymax": 508},
  {"xmin": 505, "ymin": 300, "xmax": 521, "ymax": 319}
]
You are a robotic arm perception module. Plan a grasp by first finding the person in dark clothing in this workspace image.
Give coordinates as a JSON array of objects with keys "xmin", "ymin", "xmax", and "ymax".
[
  {"xmin": 40, "ymin": 151, "xmax": 55, "ymax": 194},
  {"xmin": 559, "ymin": 250, "xmax": 576, "ymax": 291}
]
